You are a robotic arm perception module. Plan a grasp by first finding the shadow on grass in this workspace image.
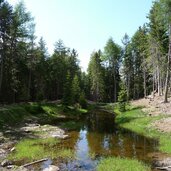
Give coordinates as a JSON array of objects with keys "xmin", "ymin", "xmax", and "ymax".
[
  {"xmin": 127, "ymin": 106, "xmax": 144, "ymax": 111},
  {"xmin": 115, "ymin": 106, "xmax": 145, "ymax": 125},
  {"xmin": 116, "ymin": 116, "xmax": 138, "ymax": 125},
  {"xmin": 0, "ymin": 102, "xmax": 87, "ymax": 142}
]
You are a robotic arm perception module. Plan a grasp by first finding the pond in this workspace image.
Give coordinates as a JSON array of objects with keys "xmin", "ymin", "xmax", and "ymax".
[{"xmin": 54, "ymin": 110, "xmax": 158, "ymax": 171}]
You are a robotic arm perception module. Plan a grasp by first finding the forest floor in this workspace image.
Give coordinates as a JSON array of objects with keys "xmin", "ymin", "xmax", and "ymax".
[{"xmin": 131, "ymin": 94, "xmax": 171, "ymax": 133}]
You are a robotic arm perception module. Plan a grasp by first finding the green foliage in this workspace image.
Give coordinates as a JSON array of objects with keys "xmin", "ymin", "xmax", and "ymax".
[
  {"xmin": 71, "ymin": 75, "xmax": 81, "ymax": 104},
  {"xmin": 88, "ymin": 51, "xmax": 105, "ymax": 102},
  {"xmin": 79, "ymin": 92, "xmax": 87, "ymax": 108},
  {"xmin": 62, "ymin": 72, "xmax": 73, "ymax": 106},
  {"xmin": 97, "ymin": 157, "xmax": 150, "ymax": 171},
  {"xmin": 0, "ymin": 0, "xmax": 82, "ymax": 104},
  {"xmin": 1, "ymin": 0, "xmax": 171, "ymax": 111},
  {"xmin": 24, "ymin": 103, "xmax": 44, "ymax": 114},
  {"xmin": 0, "ymin": 105, "xmax": 30, "ymax": 128},
  {"xmin": 0, "ymin": 102, "xmax": 88, "ymax": 129},
  {"xmin": 118, "ymin": 84, "xmax": 127, "ymax": 112},
  {"xmin": 103, "ymin": 38, "xmax": 121, "ymax": 102}
]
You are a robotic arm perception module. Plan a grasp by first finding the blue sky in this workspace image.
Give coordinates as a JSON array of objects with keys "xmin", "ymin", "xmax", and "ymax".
[{"xmin": 8, "ymin": 0, "xmax": 153, "ymax": 71}]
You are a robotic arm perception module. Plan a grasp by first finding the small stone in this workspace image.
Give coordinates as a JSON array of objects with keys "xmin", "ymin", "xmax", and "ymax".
[
  {"xmin": 62, "ymin": 135, "xmax": 69, "ymax": 139},
  {"xmin": 5, "ymin": 130, "xmax": 11, "ymax": 134},
  {"xmin": 43, "ymin": 165, "xmax": 60, "ymax": 171},
  {"xmin": 51, "ymin": 134, "xmax": 61, "ymax": 138},
  {"xmin": 1, "ymin": 159, "xmax": 12, "ymax": 167},
  {"xmin": 0, "ymin": 149, "xmax": 6, "ymax": 154},
  {"xmin": 10, "ymin": 147, "xmax": 16, "ymax": 152},
  {"xmin": 24, "ymin": 129, "xmax": 31, "ymax": 133},
  {"xmin": 7, "ymin": 165, "xmax": 16, "ymax": 169}
]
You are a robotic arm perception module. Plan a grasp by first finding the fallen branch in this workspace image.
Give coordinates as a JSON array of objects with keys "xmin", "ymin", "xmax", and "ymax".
[{"xmin": 22, "ymin": 158, "xmax": 48, "ymax": 167}]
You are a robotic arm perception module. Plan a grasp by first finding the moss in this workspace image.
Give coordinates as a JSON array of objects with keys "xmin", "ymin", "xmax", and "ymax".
[{"xmin": 97, "ymin": 157, "xmax": 150, "ymax": 171}]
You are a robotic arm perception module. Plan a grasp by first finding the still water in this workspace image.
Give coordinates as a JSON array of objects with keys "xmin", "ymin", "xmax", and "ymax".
[{"xmin": 56, "ymin": 110, "xmax": 158, "ymax": 171}]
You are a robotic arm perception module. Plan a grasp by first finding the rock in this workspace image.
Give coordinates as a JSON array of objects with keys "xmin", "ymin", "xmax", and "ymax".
[
  {"xmin": 1, "ymin": 141, "xmax": 16, "ymax": 150},
  {"xmin": 5, "ymin": 130, "xmax": 12, "ymax": 134},
  {"xmin": 43, "ymin": 165, "xmax": 60, "ymax": 171},
  {"xmin": 25, "ymin": 123, "xmax": 40, "ymax": 127},
  {"xmin": 0, "ymin": 149, "xmax": 6, "ymax": 154},
  {"xmin": 62, "ymin": 135, "xmax": 69, "ymax": 139},
  {"xmin": 51, "ymin": 134, "xmax": 62, "ymax": 138},
  {"xmin": 24, "ymin": 129, "xmax": 31, "ymax": 133},
  {"xmin": 157, "ymin": 158, "xmax": 171, "ymax": 166},
  {"xmin": 15, "ymin": 166, "xmax": 29, "ymax": 171},
  {"xmin": 7, "ymin": 165, "xmax": 16, "ymax": 169},
  {"xmin": 10, "ymin": 147, "xmax": 15, "ymax": 152},
  {"xmin": 1, "ymin": 159, "xmax": 12, "ymax": 167},
  {"xmin": 51, "ymin": 134, "xmax": 69, "ymax": 139}
]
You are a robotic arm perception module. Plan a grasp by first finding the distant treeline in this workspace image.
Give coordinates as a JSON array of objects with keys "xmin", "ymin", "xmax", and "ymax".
[{"xmin": 0, "ymin": 0, "xmax": 171, "ymax": 105}]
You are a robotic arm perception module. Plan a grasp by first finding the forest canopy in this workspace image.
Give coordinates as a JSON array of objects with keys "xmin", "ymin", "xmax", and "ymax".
[{"xmin": 0, "ymin": 0, "xmax": 171, "ymax": 105}]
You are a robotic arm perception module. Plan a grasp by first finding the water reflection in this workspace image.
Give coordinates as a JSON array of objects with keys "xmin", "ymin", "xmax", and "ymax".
[{"xmin": 59, "ymin": 110, "xmax": 158, "ymax": 170}]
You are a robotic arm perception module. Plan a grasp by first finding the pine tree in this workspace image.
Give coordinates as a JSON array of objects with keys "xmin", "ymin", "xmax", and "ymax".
[
  {"xmin": 118, "ymin": 83, "xmax": 127, "ymax": 112},
  {"xmin": 103, "ymin": 38, "xmax": 121, "ymax": 102},
  {"xmin": 71, "ymin": 75, "xmax": 81, "ymax": 104},
  {"xmin": 88, "ymin": 51, "xmax": 105, "ymax": 102},
  {"xmin": 62, "ymin": 72, "xmax": 72, "ymax": 106}
]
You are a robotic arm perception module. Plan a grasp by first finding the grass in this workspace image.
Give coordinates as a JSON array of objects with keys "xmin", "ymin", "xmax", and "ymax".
[
  {"xmin": 114, "ymin": 104, "xmax": 171, "ymax": 154},
  {"xmin": 97, "ymin": 157, "xmax": 150, "ymax": 171},
  {"xmin": 8, "ymin": 138, "xmax": 74, "ymax": 162},
  {"xmin": 0, "ymin": 105, "xmax": 31, "ymax": 128},
  {"xmin": 0, "ymin": 102, "xmax": 86, "ymax": 163},
  {"xmin": 0, "ymin": 102, "xmax": 88, "ymax": 128}
]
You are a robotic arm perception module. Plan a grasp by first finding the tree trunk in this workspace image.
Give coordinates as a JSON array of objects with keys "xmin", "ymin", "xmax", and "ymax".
[
  {"xmin": 153, "ymin": 74, "xmax": 155, "ymax": 99},
  {"xmin": 114, "ymin": 71, "xmax": 116, "ymax": 102},
  {"xmin": 157, "ymin": 65, "xmax": 161, "ymax": 96},
  {"xmin": 127, "ymin": 74, "xmax": 130, "ymax": 100},
  {"xmin": 28, "ymin": 69, "xmax": 31, "ymax": 101},
  {"xmin": 0, "ymin": 56, "xmax": 4, "ymax": 98},
  {"xmin": 143, "ymin": 70, "xmax": 147, "ymax": 97},
  {"xmin": 164, "ymin": 24, "xmax": 171, "ymax": 103}
]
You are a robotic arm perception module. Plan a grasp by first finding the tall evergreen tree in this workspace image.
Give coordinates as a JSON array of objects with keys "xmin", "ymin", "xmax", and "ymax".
[
  {"xmin": 88, "ymin": 51, "xmax": 105, "ymax": 102},
  {"xmin": 103, "ymin": 38, "xmax": 121, "ymax": 102}
]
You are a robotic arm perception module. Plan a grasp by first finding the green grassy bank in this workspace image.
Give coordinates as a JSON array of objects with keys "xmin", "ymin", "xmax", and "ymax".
[
  {"xmin": 0, "ymin": 102, "xmax": 87, "ymax": 128},
  {"xmin": 114, "ymin": 104, "xmax": 171, "ymax": 154},
  {"xmin": 0, "ymin": 102, "xmax": 87, "ymax": 163},
  {"xmin": 97, "ymin": 157, "xmax": 150, "ymax": 171},
  {"xmin": 8, "ymin": 138, "xmax": 74, "ymax": 162},
  {"xmin": 95, "ymin": 103, "xmax": 171, "ymax": 171}
]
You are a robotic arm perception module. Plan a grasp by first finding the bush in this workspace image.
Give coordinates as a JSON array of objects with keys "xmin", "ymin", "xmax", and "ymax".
[
  {"xmin": 24, "ymin": 103, "xmax": 44, "ymax": 114},
  {"xmin": 118, "ymin": 84, "xmax": 127, "ymax": 112},
  {"xmin": 79, "ymin": 92, "xmax": 87, "ymax": 109},
  {"xmin": 118, "ymin": 102, "xmax": 126, "ymax": 112}
]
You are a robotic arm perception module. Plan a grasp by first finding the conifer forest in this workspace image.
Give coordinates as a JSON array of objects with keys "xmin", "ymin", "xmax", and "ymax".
[
  {"xmin": 0, "ymin": 0, "xmax": 171, "ymax": 105},
  {"xmin": 1, "ymin": 1, "xmax": 171, "ymax": 171}
]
